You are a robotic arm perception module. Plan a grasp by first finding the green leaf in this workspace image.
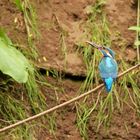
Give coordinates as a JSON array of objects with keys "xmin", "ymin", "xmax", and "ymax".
[
  {"xmin": 128, "ymin": 26, "xmax": 140, "ymax": 32},
  {"xmin": 13, "ymin": 0, "xmax": 23, "ymax": 11},
  {"xmin": 0, "ymin": 38, "xmax": 29, "ymax": 83},
  {"xmin": 0, "ymin": 28, "xmax": 12, "ymax": 45}
]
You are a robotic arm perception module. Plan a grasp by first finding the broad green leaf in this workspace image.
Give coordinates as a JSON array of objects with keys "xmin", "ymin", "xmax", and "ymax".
[
  {"xmin": 13, "ymin": 0, "xmax": 23, "ymax": 11},
  {"xmin": 128, "ymin": 26, "xmax": 140, "ymax": 32},
  {"xmin": 0, "ymin": 38, "xmax": 29, "ymax": 83}
]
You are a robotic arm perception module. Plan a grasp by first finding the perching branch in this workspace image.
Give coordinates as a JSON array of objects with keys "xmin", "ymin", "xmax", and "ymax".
[{"xmin": 0, "ymin": 63, "xmax": 139, "ymax": 133}]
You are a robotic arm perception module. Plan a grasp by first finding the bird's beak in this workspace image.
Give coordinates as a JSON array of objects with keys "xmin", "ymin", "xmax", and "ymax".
[{"xmin": 86, "ymin": 41, "xmax": 104, "ymax": 49}]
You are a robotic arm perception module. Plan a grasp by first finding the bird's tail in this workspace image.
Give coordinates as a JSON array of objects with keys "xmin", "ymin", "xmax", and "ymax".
[{"xmin": 104, "ymin": 77, "xmax": 114, "ymax": 93}]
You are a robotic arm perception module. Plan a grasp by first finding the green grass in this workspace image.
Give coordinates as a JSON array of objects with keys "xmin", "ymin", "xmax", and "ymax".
[
  {"xmin": 76, "ymin": 0, "xmax": 140, "ymax": 139},
  {"xmin": 47, "ymin": 112, "xmax": 57, "ymax": 137},
  {"xmin": 77, "ymin": 0, "xmax": 110, "ymax": 93},
  {"xmin": 76, "ymin": 103, "xmax": 90, "ymax": 140},
  {"xmin": 0, "ymin": 39, "xmax": 47, "ymax": 140},
  {"xmin": 76, "ymin": 1, "xmax": 113, "ymax": 138},
  {"xmin": 25, "ymin": 69, "xmax": 47, "ymax": 114},
  {"xmin": 0, "ymin": 1, "xmax": 48, "ymax": 139},
  {"xmin": 118, "ymin": 60, "xmax": 140, "ymax": 112},
  {"xmin": 13, "ymin": 0, "xmax": 39, "ymax": 59},
  {"xmin": 53, "ymin": 14, "xmax": 68, "ymax": 70},
  {"xmin": 76, "ymin": 91, "xmax": 101, "ymax": 139},
  {"xmin": 95, "ymin": 93, "xmax": 114, "ymax": 131},
  {"xmin": 12, "ymin": 0, "xmax": 48, "ymax": 113},
  {"xmin": 0, "ymin": 90, "xmax": 35, "ymax": 140}
]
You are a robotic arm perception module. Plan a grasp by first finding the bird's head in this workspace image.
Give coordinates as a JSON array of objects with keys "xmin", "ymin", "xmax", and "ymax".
[{"xmin": 86, "ymin": 41, "xmax": 115, "ymax": 58}]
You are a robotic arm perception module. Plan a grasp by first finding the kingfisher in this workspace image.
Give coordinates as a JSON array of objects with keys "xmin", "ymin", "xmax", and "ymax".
[{"xmin": 86, "ymin": 41, "xmax": 118, "ymax": 93}]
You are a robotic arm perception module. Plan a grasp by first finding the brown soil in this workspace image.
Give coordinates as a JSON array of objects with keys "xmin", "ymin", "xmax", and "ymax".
[{"xmin": 0, "ymin": 0, "xmax": 139, "ymax": 140}]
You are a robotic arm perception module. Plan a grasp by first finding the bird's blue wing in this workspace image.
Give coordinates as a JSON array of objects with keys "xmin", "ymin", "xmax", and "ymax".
[
  {"xmin": 104, "ymin": 47, "xmax": 115, "ymax": 58},
  {"xmin": 99, "ymin": 57, "xmax": 118, "ymax": 79}
]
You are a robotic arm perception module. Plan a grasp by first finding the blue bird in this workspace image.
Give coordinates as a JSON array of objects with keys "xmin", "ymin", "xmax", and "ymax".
[{"xmin": 86, "ymin": 41, "xmax": 118, "ymax": 93}]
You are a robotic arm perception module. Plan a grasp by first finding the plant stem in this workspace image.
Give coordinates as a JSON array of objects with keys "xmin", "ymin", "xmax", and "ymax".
[{"xmin": 137, "ymin": 0, "xmax": 140, "ymax": 62}]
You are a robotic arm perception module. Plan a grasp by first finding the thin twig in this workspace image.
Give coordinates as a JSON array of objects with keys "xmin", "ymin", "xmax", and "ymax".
[{"xmin": 0, "ymin": 64, "xmax": 139, "ymax": 133}]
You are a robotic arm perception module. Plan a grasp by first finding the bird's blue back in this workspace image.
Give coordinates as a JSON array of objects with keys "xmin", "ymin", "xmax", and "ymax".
[
  {"xmin": 99, "ymin": 54, "xmax": 118, "ymax": 92},
  {"xmin": 99, "ymin": 57, "xmax": 118, "ymax": 78}
]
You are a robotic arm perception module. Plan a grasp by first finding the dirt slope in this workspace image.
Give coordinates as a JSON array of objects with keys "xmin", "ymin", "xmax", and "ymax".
[{"xmin": 0, "ymin": 0, "xmax": 139, "ymax": 139}]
